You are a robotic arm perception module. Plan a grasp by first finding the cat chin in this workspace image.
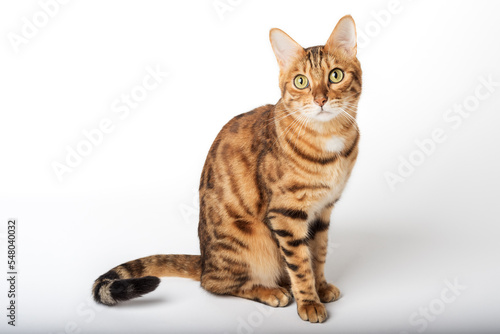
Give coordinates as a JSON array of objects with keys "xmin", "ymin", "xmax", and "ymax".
[
  {"xmin": 307, "ymin": 110, "xmax": 340, "ymax": 122},
  {"xmin": 299, "ymin": 104, "xmax": 343, "ymax": 123}
]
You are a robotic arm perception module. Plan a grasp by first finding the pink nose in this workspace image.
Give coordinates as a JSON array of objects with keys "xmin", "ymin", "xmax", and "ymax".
[{"xmin": 314, "ymin": 96, "xmax": 327, "ymax": 107}]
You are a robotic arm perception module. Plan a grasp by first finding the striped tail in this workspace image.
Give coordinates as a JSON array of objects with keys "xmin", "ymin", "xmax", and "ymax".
[{"xmin": 92, "ymin": 254, "xmax": 201, "ymax": 306}]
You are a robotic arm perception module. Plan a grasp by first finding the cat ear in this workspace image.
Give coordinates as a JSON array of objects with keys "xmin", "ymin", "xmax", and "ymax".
[
  {"xmin": 269, "ymin": 28, "xmax": 305, "ymax": 70},
  {"xmin": 324, "ymin": 15, "xmax": 357, "ymax": 58}
]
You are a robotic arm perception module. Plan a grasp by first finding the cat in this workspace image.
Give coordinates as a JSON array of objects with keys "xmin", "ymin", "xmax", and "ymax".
[{"xmin": 92, "ymin": 15, "xmax": 362, "ymax": 323}]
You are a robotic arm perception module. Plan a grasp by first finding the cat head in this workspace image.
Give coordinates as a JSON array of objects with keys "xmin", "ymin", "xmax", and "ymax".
[{"xmin": 270, "ymin": 15, "xmax": 362, "ymax": 123}]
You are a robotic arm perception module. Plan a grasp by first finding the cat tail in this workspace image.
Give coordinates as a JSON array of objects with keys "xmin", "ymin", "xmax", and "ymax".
[{"xmin": 92, "ymin": 254, "xmax": 201, "ymax": 306}]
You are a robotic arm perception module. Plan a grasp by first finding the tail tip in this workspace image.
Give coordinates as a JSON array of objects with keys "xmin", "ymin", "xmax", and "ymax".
[
  {"xmin": 94, "ymin": 276, "xmax": 161, "ymax": 306},
  {"xmin": 127, "ymin": 276, "xmax": 161, "ymax": 295}
]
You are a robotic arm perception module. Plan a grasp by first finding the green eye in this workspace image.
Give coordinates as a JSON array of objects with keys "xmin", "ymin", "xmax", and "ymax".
[
  {"xmin": 329, "ymin": 68, "xmax": 344, "ymax": 84},
  {"xmin": 294, "ymin": 75, "xmax": 309, "ymax": 89}
]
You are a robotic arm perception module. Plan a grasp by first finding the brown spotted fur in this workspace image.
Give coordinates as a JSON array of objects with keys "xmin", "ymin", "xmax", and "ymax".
[{"xmin": 92, "ymin": 15, "xmax": 362, "ymax": 323}]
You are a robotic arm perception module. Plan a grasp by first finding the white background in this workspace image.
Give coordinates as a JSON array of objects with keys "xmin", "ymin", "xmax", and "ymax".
[{"xmin": 1, "ymin": 0, "xmax": 500, "ymax": 333}]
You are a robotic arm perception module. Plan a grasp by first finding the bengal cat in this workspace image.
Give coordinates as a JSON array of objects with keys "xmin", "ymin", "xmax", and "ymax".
[{"xmin": 92, "ymin": 15, "xmax": 362, "ymax": 323}]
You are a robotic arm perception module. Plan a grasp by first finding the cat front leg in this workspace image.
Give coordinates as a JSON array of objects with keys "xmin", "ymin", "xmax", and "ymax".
[
  {"xmin": 308, "ymin": 204, "xmax": 341, "ymax": 303},
  {"xmin": 267, "ymin": 208, "xmax": 327, "ymax": 323}
]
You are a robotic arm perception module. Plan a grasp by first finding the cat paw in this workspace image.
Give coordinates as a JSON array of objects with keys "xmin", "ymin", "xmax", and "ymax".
[
  {"xmin": 297, "ymin": 301, "xmax": 327, "ymax": 323},
  {"xmin": 254, "ymin": 287, "xmax": 293, "ymax": 307},
  {"xmin": 317, "ymin": 283, "xmax": 340, "ymax": 303}
]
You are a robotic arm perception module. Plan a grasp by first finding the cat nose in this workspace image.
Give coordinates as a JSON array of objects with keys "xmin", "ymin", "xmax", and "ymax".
[{"xmin": 314, "ymin": 96, "xmax": 327, "ymax": 107}]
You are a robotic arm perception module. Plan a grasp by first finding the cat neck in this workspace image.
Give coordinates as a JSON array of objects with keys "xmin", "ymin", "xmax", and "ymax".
[{"xmin": 273, "ymin": 100, "xmax": 358, "ymax": 155}]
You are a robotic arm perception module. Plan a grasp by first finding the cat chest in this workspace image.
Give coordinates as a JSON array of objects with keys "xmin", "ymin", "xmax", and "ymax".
[
  {"xmin": 323, "ymin": 135, "xmax": 346, "ymax": 153},
  {"xmin": 282, "ymin": 160, "xmax": 352, "ymax": 207}
]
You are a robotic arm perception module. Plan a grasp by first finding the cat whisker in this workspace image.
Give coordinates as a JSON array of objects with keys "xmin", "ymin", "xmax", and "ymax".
[
  {"xmin": 293, "ymin": 114, "xmax": 309, "ymax": 152},
  {"xmin": 273, "ymin": 114, "xmax": 303, "ymax": 148},
  {"xmin": 262, "ymin": 105, "xmax": 306, "ymax": 130},
  {"xmin": 338, "ymin": 108, "xmax": 360, "ymax": 135},
  {"xmin": 339, "ymin": 91, "xmax": 361, "ymax": 100},
  {"xmin": 340, "ymin": 103, "xmax": 359, "ymax": 111},
  {"xmin": 339, "ymin": 106, "xmax": 357, "ymax": 118}
]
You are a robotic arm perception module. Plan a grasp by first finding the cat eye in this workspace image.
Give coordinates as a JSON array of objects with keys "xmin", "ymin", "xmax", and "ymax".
[
  {"xmin": 329, "ymin": 68, "xmax": 344, "ymax": 84},
  {"xmin": 293, "ymin": 75, "xmax": 309, "ymax": 89}
]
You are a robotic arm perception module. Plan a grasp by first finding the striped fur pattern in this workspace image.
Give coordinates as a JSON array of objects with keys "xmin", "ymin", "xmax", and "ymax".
[
  {"xmin": 93, "ymin": 255, "xmax": 201, "ymax": 305},
  {"xmin": 92, "ymin": 15, "xmax": 362, "ymax": 323}
]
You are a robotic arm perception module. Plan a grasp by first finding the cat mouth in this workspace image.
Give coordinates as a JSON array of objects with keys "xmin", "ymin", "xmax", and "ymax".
[
  {"xmin": 310, "ymin": 107, "xmax": 339, "ymax": 122},
  {"xmin": 317, "ymin": 109, "xmax": 332, "ymax": 116}
]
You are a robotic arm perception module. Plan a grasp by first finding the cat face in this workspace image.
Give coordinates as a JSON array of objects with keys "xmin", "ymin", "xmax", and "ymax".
[{"xmin": 270, "ymin": 16, "xmax": 362, "ymax": 123}]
